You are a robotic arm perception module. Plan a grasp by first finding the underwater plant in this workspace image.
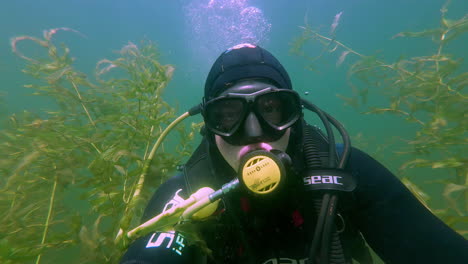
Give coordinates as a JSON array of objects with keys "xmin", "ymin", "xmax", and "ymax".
[
  {"xmin": 0, "ymin": 28, "xmax": 198, "ymax": 263},
  {"xmin": 292, "ymin": 1, "xmax": 467, "ymax": 237}
]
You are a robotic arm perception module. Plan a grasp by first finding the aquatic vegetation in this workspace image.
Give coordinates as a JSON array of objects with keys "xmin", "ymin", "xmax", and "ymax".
[
  {"xmin": 1, "ymin": 28, "xmax": 197, "ymax": 263},
  {"xmin": 292, "ymin": 1, "xmax": 467, "ymax": 237}
]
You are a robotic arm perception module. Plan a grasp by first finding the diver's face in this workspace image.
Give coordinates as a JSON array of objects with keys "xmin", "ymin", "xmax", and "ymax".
[{"xmin": 213, "ymin": 80, "xmax": 292, "ymax": 171}]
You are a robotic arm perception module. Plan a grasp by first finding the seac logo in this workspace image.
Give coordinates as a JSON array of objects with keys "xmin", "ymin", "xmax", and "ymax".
[
  {"xmin": 303, "ymin": 175, "xmax": 343, "ymax": 185},
  {"xmin": 262, "ymin": 257, "xmax": 308, "ymax": 264}
]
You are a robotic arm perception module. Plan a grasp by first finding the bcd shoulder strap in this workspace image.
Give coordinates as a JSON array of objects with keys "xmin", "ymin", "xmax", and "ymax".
[{"xmin": 182, "ymin": 138, "xmax": 216, "ymax": 195}]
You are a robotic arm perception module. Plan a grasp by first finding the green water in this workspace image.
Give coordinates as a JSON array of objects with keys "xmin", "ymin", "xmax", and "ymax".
[{"xmin": 1, "ymin": 0, "xmax": 466, "ymax": 263}]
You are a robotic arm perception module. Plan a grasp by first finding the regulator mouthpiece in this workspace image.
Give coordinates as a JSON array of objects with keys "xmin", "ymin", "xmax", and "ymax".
[{"xmin": 238, "ymin": 149, "xmax": 289, "ymax": 196}]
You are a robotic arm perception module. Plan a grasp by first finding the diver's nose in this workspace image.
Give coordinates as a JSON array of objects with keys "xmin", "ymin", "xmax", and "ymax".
[{"xmin": 244, "ymin": 112, "xmax": 263, "ymax": 138}]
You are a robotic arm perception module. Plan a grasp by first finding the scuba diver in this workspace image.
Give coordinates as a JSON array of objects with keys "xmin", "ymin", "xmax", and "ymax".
[{"xmin": 120, "ymin": 43, "xmax": 467, "ymax": 264}]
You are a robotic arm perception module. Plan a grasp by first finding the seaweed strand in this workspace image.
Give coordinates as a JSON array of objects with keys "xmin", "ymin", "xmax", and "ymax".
[{"xmin": 35, "ymin": 174, "xmax": 58, "ymax": 264}]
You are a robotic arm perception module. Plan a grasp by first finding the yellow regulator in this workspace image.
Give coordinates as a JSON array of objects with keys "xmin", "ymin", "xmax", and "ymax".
[{"xmin": 239, "ymin": 150, "xmax": 286, "ymax": 195}]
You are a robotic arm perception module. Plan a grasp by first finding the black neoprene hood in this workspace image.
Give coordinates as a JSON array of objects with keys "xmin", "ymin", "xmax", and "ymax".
[{"xmin": 204, "ymin": 43, "xmax": 293, "ymax": 99}]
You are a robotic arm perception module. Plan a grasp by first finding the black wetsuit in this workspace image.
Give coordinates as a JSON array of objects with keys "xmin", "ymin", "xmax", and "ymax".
[{"xmin": 120, "ymin": 135, "xmax": 468, "ymax": 264}]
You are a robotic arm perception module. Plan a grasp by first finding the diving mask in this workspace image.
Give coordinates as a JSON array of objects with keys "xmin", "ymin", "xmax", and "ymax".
[{"xmin": 202, "ymin": 87, "xmax": 302, "ymax": 144}]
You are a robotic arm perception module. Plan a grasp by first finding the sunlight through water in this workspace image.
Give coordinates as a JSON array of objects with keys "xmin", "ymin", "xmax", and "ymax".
[{"xmin": 184, "ymin": 0, "xmax": 271, "ymax": 66}]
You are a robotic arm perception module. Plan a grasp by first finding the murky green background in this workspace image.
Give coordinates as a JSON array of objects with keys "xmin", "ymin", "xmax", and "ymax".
[
  {"xmin": 1, "ymin": 0, "xmax": 466, "ymax": 263},
  {"xmin": 2, "ymin": 0, "xmax": 466, "ymax": 197}
]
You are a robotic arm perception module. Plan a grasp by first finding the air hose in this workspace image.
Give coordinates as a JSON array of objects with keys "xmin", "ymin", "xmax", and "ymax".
[
  {"xmin": 301, "ymin": 98, "xmax": 353, "ymax": 264},
  {"xmin": 303, "ymin": 125, "xmax": 347, "ymax": 264}
]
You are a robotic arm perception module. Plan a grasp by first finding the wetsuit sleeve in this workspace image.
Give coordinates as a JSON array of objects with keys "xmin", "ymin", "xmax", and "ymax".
[
  {"xmin": 347, "ymin": 147, "xmax": 468, "ymax": 263},
  {"xmin": 119, "ymin": 173, "xmax": 205, "ymax": 264}
]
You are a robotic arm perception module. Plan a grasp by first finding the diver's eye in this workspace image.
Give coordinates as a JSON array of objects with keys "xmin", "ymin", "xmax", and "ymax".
[
  {"xmin": 257, "ymin": 96, "xmax": 283, "ymax": 125},
  {"xmin": 207, "ymin": 98, "xmax": 245, "ymax": 133}
]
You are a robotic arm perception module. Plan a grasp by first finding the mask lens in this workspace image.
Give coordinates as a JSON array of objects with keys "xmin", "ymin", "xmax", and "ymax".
[
  {"xmin": 204, "ymin": 89, "xmax": 301, "ymax": 137},
  {"xmin": 256, "ymin": 92, "xmax": 300, "ymax": 129},
  {"xmin": 205, "ymin": 98, "xmax": 245, "ymax": 135}
]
